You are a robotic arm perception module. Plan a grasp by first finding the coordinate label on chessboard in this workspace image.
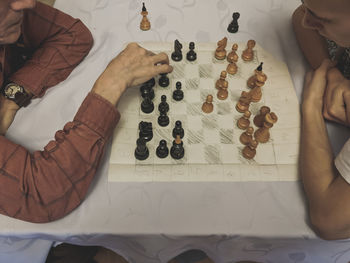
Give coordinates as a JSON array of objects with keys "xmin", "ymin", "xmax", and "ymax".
[{"xmin": 108, "ymin": 41, "xmax": 300, "ymax": 182}]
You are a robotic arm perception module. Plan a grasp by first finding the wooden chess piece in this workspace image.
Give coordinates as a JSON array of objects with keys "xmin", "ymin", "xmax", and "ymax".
[
  {"xmin": 254, "ymin": 112, "xmax": 278, "ymax": 143},
  {"xmin": 242, "ymin": 139, "xmax": 258, "ymax": 160},
  {"xmin": 202, "ymin": 95, "xmax": 214, "ymax": 113},
  {"xmin": 240, "ymin": 126, "xmax": 254, "ymax": 145},
  {"xmin": 235, "ymin": 91, "xmax": 251, "ymax": 113},
  {"xmin": 217, "ymin": 86, "xmax": 228, "ymax": 100},
  {"xmin": 247, "ymin": 62, "xmax": 267, "ymax": 89},
  {"xmin": 140, "ymin": 3, "xmax": 151, "ymax": 31},
  {"xmin": 226, "ymin": 62, "xmax": 238, "ymax": 75},
  {"xmin": 215, "ymin": 71, "xmax": 228, "ymax": 89},
  {"xmin": 241, "ymin": 39, "xmax": 256, "ymax": 61},
  {"xmin": 227, "ymin": 43, "xmax": 239, "ymax": 63},
  {"xmin": 237, "ymin": 110, "xmax": 251, "ymax": 130},
  {"xmin": 215, "ymin": 37, "xmax": 228, "ymax": 60},
  {"xmin": 254, "ymin": 106, "xmax": 270, "ymax": 127},
  {"xmin": 249, "ymin": 87, "xmax": 262, "ymax": 102}
]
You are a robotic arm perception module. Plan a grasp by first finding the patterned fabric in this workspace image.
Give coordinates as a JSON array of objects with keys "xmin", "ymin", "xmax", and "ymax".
[{"xmin": 326, "ymin": 39, "xmax": 350, "ymax": 79}]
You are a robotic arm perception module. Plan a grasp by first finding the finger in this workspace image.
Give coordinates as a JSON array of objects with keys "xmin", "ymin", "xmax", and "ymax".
[
  {"xmin": 146, "ymin": 50, "xmax": 156, "ymax": 56},
  {"xmin": 327, "ymin": 67, "xmax": 344, "ymax": 84},
  {"xmin": 310, "ymin": 59, "xmax": 333, "ymax": 88},
  {"xmin": 150, "ymin": 52, "xmax": 170, "ymax": 65},
  {"xmin": 153, "ymin": 64, "xmax": 173, "ymax": 75},
  {"xmin": 327, "ymin": 87, "xmax": 346, "ymax": 122}
]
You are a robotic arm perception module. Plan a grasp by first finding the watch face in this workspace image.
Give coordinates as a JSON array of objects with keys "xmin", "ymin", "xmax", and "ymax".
[{"xmin": 5, "ymin": 85, "xmax": 22, "ymax": 99}]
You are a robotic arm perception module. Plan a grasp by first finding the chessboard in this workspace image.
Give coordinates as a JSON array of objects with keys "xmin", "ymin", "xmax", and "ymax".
[{"xmin": 108, "ymin": 41, "xmax": 300, "ymax": 182}]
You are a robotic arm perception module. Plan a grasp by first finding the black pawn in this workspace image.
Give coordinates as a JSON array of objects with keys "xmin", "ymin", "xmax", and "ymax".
[
  {"xmin": 227, "ymin": 12, "xmax": 240, "ymax": 33},
  {"xmin": 140, "ymin": 85, "xmax": 155, "ymax": 100},
  {"xmin": 171, "ymin": 39, "xmax": 183, "ymax": 61},
  {"xmin": 134, "ymin": 137, "xmax": 149, "ymax": 160},
  {"xmin": 172, "ymin": 81, "xmax": 184, "ymax": 101},
  {"xmin": 170, "ymin": 136, "xmax": 185, "ymax": 159},
  {"xmin": 144, "ymin": 78, "xmax": 155, "ymax": 89},
  {"xmin": 139, "ymin": 121, "xmax": 153, "ymax": 142},
  {"xmin": 158, "ymin": 95, "xmax": 169, "ymax": 113},
  {"xmin": 158, "ymin": 73, "xmax": 170, "ymax": 87},
  {"xmin": 158, "ymin": 111, "xmax": 169, "ymax": 127},
  {"xmin": 141, "ymin": 96, "xmax": 154, "ymax": 114},
  {"xmin": 172, "ymin": 120, "xmax": 184, "ymax": 139},
  {"xmin": 156, "ymin": 140, "xmax": 169, "ymax": 158},
  {"xmin": 186, "ymin": 42, "xmax": 197, "ymax": 62}
]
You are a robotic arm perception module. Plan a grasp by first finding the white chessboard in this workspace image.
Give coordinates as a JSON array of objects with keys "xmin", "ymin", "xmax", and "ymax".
[{"xmin": 108, "ymin": 42, "xmax": 300, "ymax": 182}]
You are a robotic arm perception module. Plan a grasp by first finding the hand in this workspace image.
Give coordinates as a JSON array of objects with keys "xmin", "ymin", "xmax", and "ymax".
[
  {"xmin": 92, "ymin": 43, "xmax": 173, "ymax": 105},
  {"xmin": 0, "ymin": 95, "xmax": 19, "ymax": 135},
  {"xmin": 323, "ymin": 67, "xmax": 350, "ymax": 126}
]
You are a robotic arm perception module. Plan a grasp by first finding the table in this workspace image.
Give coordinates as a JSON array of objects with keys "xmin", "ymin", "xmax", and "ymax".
[{"xmin": 2, "ymin": 0, "xmax": 350, "ymax": 262}]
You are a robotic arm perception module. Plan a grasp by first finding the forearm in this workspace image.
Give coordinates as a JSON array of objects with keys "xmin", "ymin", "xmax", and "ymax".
[{"xmin": 292, "ymin": 5, "xmax": 330, "ymax": 69}]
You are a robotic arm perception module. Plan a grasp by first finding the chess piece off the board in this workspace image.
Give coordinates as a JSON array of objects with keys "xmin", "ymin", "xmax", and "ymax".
[
  {"xmin": 215, "ymin": 37, "xmax": 228, "ymax": 60},
  {"xmin": 242, "ymin": 139, "xmax": 258, "ymax": 160},
  {"xmin": 254, "ymin": 112, "xmax": 278, "ymax": 143},
  {"xmin": 227, "ymin": 12, "xmax": 240, "ymax": 33},
  {"xmin": 215, "ymin": 71, "xmax": 228, "ymax": 89},
  {"xmin": 241, "ymin": 40, "xmax": 256, "ymax": 61},
  {"xmin": 237, "ymin": 110, "xmax": 251, "ymax": 130},
  {"xmin": 236, "ymin": 91, "xmax": 251, "ymax": 113},
  {"xmin": 240, "ymin": 126, "xmax": 254, "ymax": 145},
  {"xmin": 134, "ymin": 137, "xmax": 149, "ymax": 160},
  {"xmin": 202, "ymin": 95, "xmax": 214, "ymax": 113},
  {"xmin": 156, "ymin": 140, "xmax": 169, "ymax": 158},
  {"xmin": 170, "ymin": 135, "xmax": 185, "ymax": 159},
  {"xmin": 254, "ymin": 106, "xmax": 270, "ymax": 127},
  {"xmin": 140, "ymin": 3, "xmax": 151, "ymax": 31}
]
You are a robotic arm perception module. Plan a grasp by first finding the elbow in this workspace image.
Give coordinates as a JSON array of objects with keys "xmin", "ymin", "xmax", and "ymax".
[{"xmin": 74, "ymin": 19, "xmax": 94, "ymax": 56}]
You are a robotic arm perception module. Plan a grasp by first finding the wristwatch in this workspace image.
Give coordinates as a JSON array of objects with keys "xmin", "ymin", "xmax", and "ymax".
[{"xmin": 2, "ymin": 82, "xmax": 32, "ymax": 107}]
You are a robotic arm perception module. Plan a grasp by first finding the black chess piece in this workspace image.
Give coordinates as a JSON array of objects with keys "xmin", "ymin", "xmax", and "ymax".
[
  {"xmin": 141, "ymin": 96, "xmax": 154, "ymax": 114},
  {"xmin": 186, "ymin": 42, "xmax": 197, "ymax": 62},
  {"xmin": 172, "ymin": 120, "xmax": 184, "ymax": 139},
  {"xmin": 156, "ymin": 140, "xmax": 169, "ymax": 158},
  {"xmin": 158, "ymin": 111, "xmax": 169, "ymax": 127},
  {"xmin": 142, "ymin": 2, "xmax": 147, "ymax": 12},
  {"xmin": 144, "ymin": 78, "xmax": 155, "ymax": 89},
  {"xmin": 139, "ymin": 121, "xmax": 153, "ymax": 142},
  {"xmin": 134, "ymin": 137, "xmax": 149, "ymax": 160},
  {"xmin": 158, "ymin": 73, "xmax": 170, "ymax": 87},
  {"xmin": 170, "ymin": 136, "xmax": 185, "ymax": 159},
  {"xmin": 158, "ymin": 95, "xmax": 169, "ymax": 113},
  {"xmin": 172, "ymin": 81, "xmax": 184, "ymax": 101},
  {"xmin": 227, "ymin": 12, "xmax": 240, "ymax": 33},
  {"xmin": 171, "ymin": 39, "xmax": 183, "ymax": 61},
  {"xmin": 140, "ymin": 85, "xmax": 155, "ymax": 100}
]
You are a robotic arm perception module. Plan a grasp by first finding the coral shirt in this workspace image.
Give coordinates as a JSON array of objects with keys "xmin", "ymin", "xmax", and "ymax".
[{"xmin": 0, "ymin": 2, "xmax": 120, "ymax": 222}]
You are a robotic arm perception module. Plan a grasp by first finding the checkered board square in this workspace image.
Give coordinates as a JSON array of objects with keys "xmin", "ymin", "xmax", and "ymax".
[{"xmin": 108, "ymin": 42, "xmax": 300, "ymax": 182}]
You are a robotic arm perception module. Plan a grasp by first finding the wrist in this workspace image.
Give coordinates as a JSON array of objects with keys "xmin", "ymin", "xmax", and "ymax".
[{"xmin": 91, "ymin": 76, "xmax": 127, "ymax": 106}]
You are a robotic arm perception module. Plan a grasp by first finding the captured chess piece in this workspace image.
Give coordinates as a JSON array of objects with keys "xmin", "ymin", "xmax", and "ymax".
[
  {"xmin": 140, "ymin": 2, "xmax": 151, "ymax": 31},
  {"xmin": 242, "ymin": 139, "xmax": 258, "ymax": 160},
  {"xmin": 158, "ymin": 111, "xmax": 170, "ymax": 127},
  {"xmin": 186, "ymin": 42, "xmax": 197, "ymax": 62},
  {"xmin": 156, "ymin": 140, "xmax": 169, "ymax": 158},
  {"xmin": 170, "ymin": 135, "xmax": 185, "ymax": 160},
  {"xmin": 158, "ymin": 95, "xmax": 169, "ymax": 113},
  {"xmin": 159, "ymin": 73, "xmax": 170, "ymax": 87},
  {"xmin": 254, "ymin": 112, "xmax": 278, "ymax": 143},
  {"xmin": 171, "ymin": 39, "xmax": 183, "ymax": 61},
  {"xmin": 247, "ymin": 62, "xmax": 267, "ymax": 89},
  {"xmin": 141, "ymin": 96, "xmax": 154, "ymax": 114},
  {"xmin": 241, "ymin": 39, "xmax": 256, "ymax": 61},
  {"xmin": 226, "ymin": 62, "xmax": 238, "ymax": 75},
  {"xmin": 240, "ymin": 126, "xmax": 254, "ymax": 145},
  {"xmin": 254, "ymin": 106, "xmax": 271, "ymax": 127},
  {"xmin": 173, "ymin": 81, "xmax": 184, "ymax": 101},
  {"xmin": 172, "ymin": 120, "xmax": 184, "ymax": 139},
  {"xmin": 134, "ymin": 137, "xmax": 149, "ymax": 160},
  {"xmin": 215, "ymin": 37, "xmax": 228, "ymax": 60},
  {"xmin": 227, "ymin": 12, "xmax": 240, "ymax": 33},
  {"xmin": 235, "ymin": 91, "xmax": 251, "ymax": 113},
  {"xmin": 140, "ymin": 85, "xmax": 155, "ymax": 100},
  {"xmin": 237, "ymin": 110, "xmax": 251, "ymax": 130},
  {"xmin": 215, "ymin": 71, "xmax": 228, "ymax": 89},
  {"xmin": 202, "ymin": 94, "xmax": 214, "ymax": 113},
  {"xmin": 139, "ymin": 121, "xmax": 153, "ymax": 142},
  {"xmin": 227, "ymin": 44, "xmax": 239, "ymax": 63},
  {"xmin": 217, "ymin": 86, "xmax": 228, "ymax": 100}
]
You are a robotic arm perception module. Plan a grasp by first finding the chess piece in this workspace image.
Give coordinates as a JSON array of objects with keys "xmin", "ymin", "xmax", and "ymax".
[
  {"xmin": 237, "ymin": 110, "xmax": 251, "ymax": 130},
  {"xmin": 156, "ymin": 140, "xmax": 169, "ymax": 158},
  {"xmin": 240, "ymin": 126, "xmax": 254, "ymax": 145},
  {"xmin": 186, "ymin": 42, "xmax": 197, "ymax": 62},
  {"xmin": 215, "ymin": 37, "xmax": 228, "ymax": 60},
  {"xmin": 158, "ymin": 111, "xmax": 170, "ymax": 127},
  {"xmin": 141, "ymin": 96, "xmax": 154, "ymax": 114},
  {"xmin": 254, "ymin": 112, "xmax": 278, "ymax": 143},
  {"xmin": 140, "ymin": 85, "xmax": 155, "ymax": 100},
  {"xmin": 171, "ymin": 39, "xmax": 183, "ymax": 61},
  {"xmin": 202, "ymin": 95, "xmax": 214, "ymax": 113},
  {"xmin": 170, "ymin": 135, "xmax": 185, "ymax": 159},
  {"xmin": 227, "ymin": 12, "xmax": 240, "ymax": 33},
  {"xmin": 173, "ymin": 81, "xmax": 184, "ymax": 101},
  {"xmin": 235, "ymin": 91, "xmax": 251, "ymax": 113},
  {"xmin": 215, "ymin": 71, "xmax": 228, "ymax": 89},
  {"xmin": 241, "ymin": 40, "xmax": 256, "ymax": 61},
  {"xmin": 134, "ymin": 137, "xmax": 149, "ymax": 160},
  {"xmin": 249, "ymin": 87, "xmax": 262, "ymax": 103},
  {"xmin": 140, "ymin": 3, "xmax": 151, "ymax": 31},
  {"xmin": 159, "ymin": 73, "xmax": 170, "ymax": 87},
  {"xmin": 139, "ymin": 121, "xmax": 153, "ymax": 142},
  {"xmin": 144, "ymin": 77, "xmax": 155, "ymax": 89},
  {"xmin": 227, "ymin": 44, "xmax": 239, "ymax": 63},
  {"xmin": 226, "ymin": 62, "xmax": 238, "ymax": 75},
  {"xmin": 242, "ymin": 139, "xmax": 258, "ymax": 160},
  {"xmin": 158, "ymin": 95, "xmax": 169, "ymax": 113},
  {"xmin": 172, "ymin": 120, "xmax": 184, "ymax": 139},
  {"xmin": 217, "ymin": 86, "xmax": 228, "ymax": 100},
  {"xmin": 247, "ymin": 62, "xmax": 267, "ymax": 89},
  {"xmin": 254, "ymin": 106, "xmax": 271, "ymax": 127}
]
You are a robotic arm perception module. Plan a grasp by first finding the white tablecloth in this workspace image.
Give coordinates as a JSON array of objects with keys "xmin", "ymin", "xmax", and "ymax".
[{"xmin": 2, "ymin": 0, "xmax": 350, "ymax": 262}]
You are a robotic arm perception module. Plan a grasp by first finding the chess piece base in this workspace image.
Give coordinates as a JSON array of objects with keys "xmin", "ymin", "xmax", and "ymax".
[
  {"xmin": 227, "ymin": 63, "xmax": 237, "ymax": 75},
  {"xmin": 202, "ymin": 102, "xmax": 214, "ymax": 113},
  {"xmin": 242, "ymin": 147, "xmax": 256, "ymax": 159},
  {"xmin": 215, "ymin": 51, "xmax": 226, "ymax": 60}
]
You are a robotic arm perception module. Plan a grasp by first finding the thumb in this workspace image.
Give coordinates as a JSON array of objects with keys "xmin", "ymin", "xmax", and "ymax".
[{"xmin": 310, "ymin": 59, "xmax": 333, "ymax": 92}]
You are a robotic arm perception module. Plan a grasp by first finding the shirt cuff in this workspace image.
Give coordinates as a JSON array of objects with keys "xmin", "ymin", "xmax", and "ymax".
[
  {"xmin": 74, "ymin": 92, "xmax": 120, "ymax": 139},
  {"xmin": 335, "ymin": 138, "xmax": 350, "ymax": 185}
]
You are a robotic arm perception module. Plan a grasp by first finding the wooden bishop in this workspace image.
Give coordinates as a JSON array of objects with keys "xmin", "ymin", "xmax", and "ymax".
[{"xmin": 140, "ymin": 3, "xmax": 151, "ymax": 31}]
